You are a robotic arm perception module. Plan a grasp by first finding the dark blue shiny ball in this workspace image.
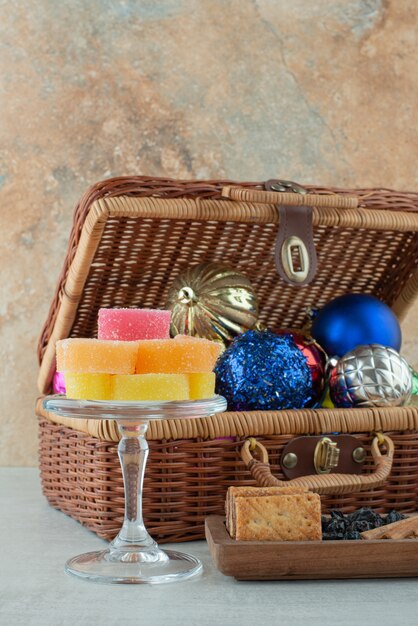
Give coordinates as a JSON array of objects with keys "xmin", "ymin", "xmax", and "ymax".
[
  {"xmin": 214, "ymin": 330, "xmax": 315, "ymax": 411},
  {"xmin": 311, "ymin": 294, "xmax": 401, "ymax": 357}
]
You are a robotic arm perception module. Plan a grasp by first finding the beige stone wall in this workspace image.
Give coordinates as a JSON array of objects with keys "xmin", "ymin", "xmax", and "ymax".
[{"xmin": 1, "ymin": 0, "xmax": 417, "ymax": 465}]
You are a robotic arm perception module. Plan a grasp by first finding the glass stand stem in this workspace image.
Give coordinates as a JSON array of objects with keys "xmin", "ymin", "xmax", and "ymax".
[
  {"xmin": 43, "ymin": 396, "xmax": 225, "ymax": 583},
  {"xmin": 110, "ymin": 420, "xmax": 160, "ymax": 557}
]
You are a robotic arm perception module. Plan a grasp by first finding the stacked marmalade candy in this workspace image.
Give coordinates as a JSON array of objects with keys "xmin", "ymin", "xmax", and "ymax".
[{"xmin": 56, "ymin": 308, "xmax": 221, "ymax": 401}]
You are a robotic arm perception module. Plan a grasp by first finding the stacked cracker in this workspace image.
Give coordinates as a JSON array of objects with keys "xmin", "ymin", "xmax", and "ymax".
[{"xmin": 226, "ymin": 486, "xmax": 322, "ymax": 541}]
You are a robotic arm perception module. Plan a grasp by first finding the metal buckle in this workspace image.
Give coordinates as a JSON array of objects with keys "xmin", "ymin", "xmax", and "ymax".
[
  {"xmin": 281, "ymin": 235, "xmax": 310, "ymax": 283},
  {"xmin": 267, "ymin": 179, "xmax": 308, "ymax": 195},
  {"xmin": 314, "ymin": 437, "xmax": 340, "ymax": 474}
]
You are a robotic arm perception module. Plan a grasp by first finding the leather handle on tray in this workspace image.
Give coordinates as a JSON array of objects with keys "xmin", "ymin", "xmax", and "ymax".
[{"xmin": 240, "ymin": 435, "xmax": 394, "ymax": 495}]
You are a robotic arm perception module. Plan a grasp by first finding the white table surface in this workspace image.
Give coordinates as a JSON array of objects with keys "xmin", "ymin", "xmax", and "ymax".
[{"xmin": 1, "ymin": 469, "xmax": 418, "ymax": 626}]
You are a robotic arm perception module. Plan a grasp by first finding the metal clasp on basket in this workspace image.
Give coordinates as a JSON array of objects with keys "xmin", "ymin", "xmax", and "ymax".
[
  {"xmin": 314, "ymin": 437, "xmax": 340, "ymax": 474},
  {"xmin": 267, "ymin": 179, "xmax": 308, "ymax": 195},
  {"xmin": 281, "ymin": 235, "xmax": 310, "ymax": 284}
]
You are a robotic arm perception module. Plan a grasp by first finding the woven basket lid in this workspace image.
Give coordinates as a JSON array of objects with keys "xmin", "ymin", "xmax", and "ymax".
[{"xmin": 37, "ymin": 176, "xmax": 418, "ymax": 394}]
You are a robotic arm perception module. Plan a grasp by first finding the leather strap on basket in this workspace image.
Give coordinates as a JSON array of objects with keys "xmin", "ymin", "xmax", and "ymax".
[
  {"xmin": 240, "ymin": 435, "xmax": 394, "ymax": 495},
  {"xmin": 265, "ymin": 179, "xmax": 317, "ymax": 285},
  {"xmin": 273, "ymin": 204, "xmax": 316, "ymax": 285}
]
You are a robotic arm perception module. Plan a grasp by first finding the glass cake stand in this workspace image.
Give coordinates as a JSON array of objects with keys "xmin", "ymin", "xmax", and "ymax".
[{"xmin": 43, "ymin": 394, "xmax": 227, "ymax": 585}]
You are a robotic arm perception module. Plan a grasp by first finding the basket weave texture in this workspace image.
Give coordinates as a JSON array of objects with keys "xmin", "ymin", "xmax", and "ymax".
[{"xmin": 37, "ymin": 176, "xmax": 418, "ymax": 542}]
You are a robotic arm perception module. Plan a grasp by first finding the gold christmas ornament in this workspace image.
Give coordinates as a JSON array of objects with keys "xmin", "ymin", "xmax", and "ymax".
[{"xmin": 166, "ymin": 262, "xmax": 259, "ymax": 345}]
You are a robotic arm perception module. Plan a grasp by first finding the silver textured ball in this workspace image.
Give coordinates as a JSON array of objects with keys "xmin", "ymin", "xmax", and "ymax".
[{"xmin": 329, "ymin": 344, "xmax": 412, "ymax": 408}]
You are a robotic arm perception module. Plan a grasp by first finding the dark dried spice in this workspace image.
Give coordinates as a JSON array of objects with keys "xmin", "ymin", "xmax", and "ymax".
[
  {"xmin": 326, "ymin": 519, "xmax": 347, "ymax": 536},
  {"xmin": 323, "ymin": 532, "xmax": 345, "ymax": 541},
  {"xmin": 348, "ymin": 507, "xmax": 384, "ymax": 527},
  {"xmin": 385, "ymin": 510, "xmax": 406, "ymax": 525},
  {"xmin": 344, "ymin": 531, "xmax": 362, "ymax": 540},
  {"xmin": 347, "ymin": 520, "xmax": 374, "ymax": 533},
  {"xmin": 330, "ymin": 510, "xmax": 346, "ymax": 520},
  {"xmin": 322, "ymin": 507, "xmax": 405, "ymax": 541}
]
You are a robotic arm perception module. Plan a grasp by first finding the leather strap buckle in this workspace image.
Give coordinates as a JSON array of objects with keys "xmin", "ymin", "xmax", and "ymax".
[{"xmin": 265, "ymin": 179, "xmax": 318, "ymax": 286}]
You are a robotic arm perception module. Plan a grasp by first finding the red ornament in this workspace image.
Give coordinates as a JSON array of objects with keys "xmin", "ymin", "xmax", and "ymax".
[
  {"xmin": 275, "ymin": 329, "xmax": 326, "ymax": 403},
  {"xmin": 53, "ymin": 371, "xmax": 66, "ymax": 395}
]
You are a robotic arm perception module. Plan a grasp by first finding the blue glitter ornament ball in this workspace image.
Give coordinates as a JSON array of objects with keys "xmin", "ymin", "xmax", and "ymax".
[
  {"xmin": 311, "ymin": 293, "xmax": 401, "ymax": 358},
  {"xmin": 214, "ymin": 330, "xmax": 315, "ymax": 411}
]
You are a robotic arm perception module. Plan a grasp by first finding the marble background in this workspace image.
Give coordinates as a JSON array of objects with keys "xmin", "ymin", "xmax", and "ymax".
[{"xmin": 0, "ymin": 0, "xmax": 417, "ymax": 465}]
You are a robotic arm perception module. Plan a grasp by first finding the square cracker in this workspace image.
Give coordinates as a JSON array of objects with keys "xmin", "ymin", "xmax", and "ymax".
[
  {"xmin": 225, "ymin": 486, "xmax": 308, "ymax": 538},
  {"xmin": 235, "ymin": 493, "xmax": 322, "ymax": 541}
]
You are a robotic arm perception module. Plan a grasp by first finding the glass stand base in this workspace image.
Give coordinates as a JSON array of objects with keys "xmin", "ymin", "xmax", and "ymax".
[
  {"xmin": 65, "ymin": 548, "xmax": 203, "ymax": 584},
  {"xmin": 44, "ymin": 395, "xmax": 227, "ymax": 585}
]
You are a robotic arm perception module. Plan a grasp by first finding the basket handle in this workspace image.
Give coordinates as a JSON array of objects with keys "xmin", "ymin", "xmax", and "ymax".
[{"xmin": 240, "ymin": 435, "xmax": 394, "ymax": 495}]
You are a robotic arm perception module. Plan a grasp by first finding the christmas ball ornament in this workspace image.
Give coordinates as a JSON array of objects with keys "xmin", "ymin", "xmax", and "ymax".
[
  {"xmin": 166, "ymin": 262, "xmax": 259, "ymax": 345},
  {"xmin": 321, "ymin": 387, "xmax": 335, "ymax": 408},
  {"xmin": 53, "ymin": 371, "xmax": 66, "ymax": 394},
  {"xmin": 329, "ymin": 344, "xmax": 412, "ymax": 408},
  {"xmin": 276, "ymin": 330, "xmax": 326, "ymax": 401},
  {"xmin": 214, "ymin": 330, "xmax": 319, "ymax": 411},
  {"xmin": 409, "ymin": 367, "xmax": 418, "ymax": 407},
  {"xmin": 311, "ymin": 293, "xmax": 401, "ymax": 357},
  {"xmin": 410, "ymin": 366, "xmax": 418, "ymax": 396}
]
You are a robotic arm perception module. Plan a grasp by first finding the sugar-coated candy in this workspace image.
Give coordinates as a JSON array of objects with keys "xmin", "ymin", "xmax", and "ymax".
[
  {"xmin": 62, "ymin": 372, "xmax": 216, "ymax": 401},
  {"xmin": 98, "ymin": 308, "xmax": 171, "ymax": 341},
  {"xmin": 56, "ymin": 338, "xmax": 138, "ymax": 374},
  {"xmin": 64, "ymin": 372, "xmax": 112, "ymax": 400},
  {"xmin": 135, "ymin": 335, "xmax": 221, "ymax": 374},
  {"xmin": 112, "ymin": 374, "xmax": 189, "ymax": 401},
  {"xmin": 188, "ymin": 373, "xmax": 216, "ymax": 399}
]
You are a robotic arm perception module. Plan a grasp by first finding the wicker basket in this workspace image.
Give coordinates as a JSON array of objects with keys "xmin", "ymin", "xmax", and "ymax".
[{"xmin": 37, "ymin": 177, "xmax": 418, "ymax": 543}]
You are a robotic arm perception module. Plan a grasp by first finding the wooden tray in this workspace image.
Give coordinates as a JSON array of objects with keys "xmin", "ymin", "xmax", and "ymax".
[{"xmin": 205, "ymin": 516, "xmax": 418, "ymax": 580}]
